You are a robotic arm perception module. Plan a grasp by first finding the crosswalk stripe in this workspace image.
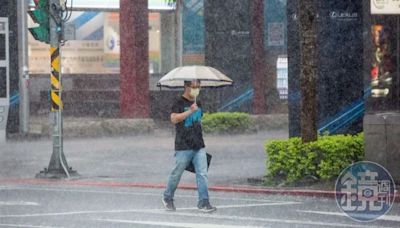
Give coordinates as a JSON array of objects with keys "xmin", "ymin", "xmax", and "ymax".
[{"xmin": 0, "ymin": 201, "xmax": 39, "ymax": 206}]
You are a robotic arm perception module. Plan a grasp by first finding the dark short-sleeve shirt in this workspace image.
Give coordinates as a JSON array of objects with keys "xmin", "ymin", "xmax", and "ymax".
[{"xmin": 172, "ymin": 96, "xmax": 205, "ymax": 151}]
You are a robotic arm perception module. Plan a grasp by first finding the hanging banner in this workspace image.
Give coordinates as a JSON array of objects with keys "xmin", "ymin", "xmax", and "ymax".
[
  {"xmin": 371, "ymin": 0, "xmax": 400, "ymax": 14},
  {"xmin": 267, "ymin": 22, "xmax": 285, "ymax": 46},
  {"xmin": 265, "ymin": 0, "xmax": 287, "ymax": 49}
]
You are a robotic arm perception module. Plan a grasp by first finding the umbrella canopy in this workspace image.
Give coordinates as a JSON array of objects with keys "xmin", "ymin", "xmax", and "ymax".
[{"xmin": 157, "ymin": 65, "xmax": 233, "ymax": 88}]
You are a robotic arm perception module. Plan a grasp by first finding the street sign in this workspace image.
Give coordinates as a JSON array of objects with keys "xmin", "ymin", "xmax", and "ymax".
[
  {"xmin": 63, "ymin": 22, "xmax": 76, "ymax": 41},
  {"xmin": 371, "ymin": 0, "xmax": 400, "ymax": 14}
]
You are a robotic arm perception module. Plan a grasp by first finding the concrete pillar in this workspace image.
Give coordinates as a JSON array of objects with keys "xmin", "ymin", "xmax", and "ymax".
[
  {"xmin": 264, "ymin": 50, "xmax": 282, "ymax": 112},
  {"xmin": 160, "ymin": 12, "xmax": 176, "ymax": 74},
  {"xmin": 119, "ymin": 0, "xmax": 150, "ymax": 118},
  {"xmin": 176, "ymin": 5, "xmax": 183, "ymax": 67},
  {"xmin": 364, "ymin": 113, "xmax": 400, "ymax": 183}
]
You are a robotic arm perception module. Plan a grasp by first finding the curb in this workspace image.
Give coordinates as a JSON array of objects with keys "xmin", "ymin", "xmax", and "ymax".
[
  {"xmin": 27, "ymin": 118, "xmax": 156, "ymax": 138},
  {"xmin": 25, "ymin": 114, "xmax": 288, "ymax": 138},
  {"xmin": 1, "ymin": 178, "xmax": 399, "ymax": 202}
]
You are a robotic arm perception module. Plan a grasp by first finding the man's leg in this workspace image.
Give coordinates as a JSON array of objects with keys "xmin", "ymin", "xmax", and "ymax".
[
  {"xmin": 192, "ymin": 148, "xmax": 209, "ymax": 201},
  {"xmin": 164, "ymin": 150, "xmax": 193, "ymax": 201},
  {"xmin": 193, "ymin": 149, "xmax": 216, "ymax": 212}
]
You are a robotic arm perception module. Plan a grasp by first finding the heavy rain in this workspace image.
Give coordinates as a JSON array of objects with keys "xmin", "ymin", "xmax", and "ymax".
[{"xmin": 0, "ymin": 0, "xmax": 399, "ymax": 227}]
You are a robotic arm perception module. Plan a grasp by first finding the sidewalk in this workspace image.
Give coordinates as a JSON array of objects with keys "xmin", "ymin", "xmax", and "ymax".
[
  {"xmin": 3, "ymin": 128, "xmax": 283, "ymax": 185},
  {"xmin": 24, "ymin": 114, "xmax": 289, "ymax": 138},
  {"xmin": 27, "ymin": 116, "xmax": 157, "ymax": 138}
]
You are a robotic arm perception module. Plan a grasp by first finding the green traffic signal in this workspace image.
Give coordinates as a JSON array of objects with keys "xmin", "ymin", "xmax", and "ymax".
[
  {"xmin": 28, "ymin": 0, "xmax": 50, "ymax": 43},
  {"xmin": 28, "ymin": 27, "xmax": 50, "ymax": 44},
  {"xmin": 28, "ymin": 9, "xmax": 49, "ymax": 26},
  {"xmin": 37, "ymin": 0, "xmax": 49, "ymax": 8}
]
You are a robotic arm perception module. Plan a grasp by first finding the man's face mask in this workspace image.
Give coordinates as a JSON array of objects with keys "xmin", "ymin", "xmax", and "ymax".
[{"xmin": 190, "ymin": 88, "xmax": 200, "ymax": 98}]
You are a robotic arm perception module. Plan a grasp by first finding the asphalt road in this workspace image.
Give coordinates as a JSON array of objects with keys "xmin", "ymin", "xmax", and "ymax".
[{"xmin": 0, "ymin": 183, "xmax": 399, "ymax": 228}]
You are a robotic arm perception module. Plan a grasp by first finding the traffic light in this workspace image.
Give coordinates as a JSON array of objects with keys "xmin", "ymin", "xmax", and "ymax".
[{"xmin": 28, "ymin": 0, "xmax": 50, "ymax": 43}]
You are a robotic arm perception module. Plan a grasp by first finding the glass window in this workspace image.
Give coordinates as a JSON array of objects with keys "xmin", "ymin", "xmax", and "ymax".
[
  {"xmin": 28, "ymin": 11, "xmax": 163, "ymax": 74},
  {"xmin": 0, "ymin": 34, "xmax": 5, "ymax": 61},
  {"xmin": 0, "ymin": 68, "xmax": 6, "ymax": 98},
  {"xmin": 276, "ymin": 55, "xmax": 288, "ymax": 99},
  {"xmin": 149, "ymin": 12, "xmax": 161, "ymax": 74}
]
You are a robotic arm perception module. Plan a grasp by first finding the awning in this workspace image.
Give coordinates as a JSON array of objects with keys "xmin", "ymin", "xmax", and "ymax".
[{"xmin": 29, "ymin": 0, "xmax": 175, "ymax": 11}]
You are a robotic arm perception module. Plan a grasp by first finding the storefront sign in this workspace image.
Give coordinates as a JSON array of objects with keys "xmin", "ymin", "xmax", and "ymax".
[
  {"xmin": 28, "ymin": 41, "xmax": 106, "ymax": 74},
  {"xmin": 29, "ymin": 0, "xmax": 174, "ymax": 10},
  {"xmin": 370, "ymin": 24, "xmax": 393, "ymax": 98},
  {"xmin": 371, "ymin": 0, "xmax": 400, "ymax": 15}
]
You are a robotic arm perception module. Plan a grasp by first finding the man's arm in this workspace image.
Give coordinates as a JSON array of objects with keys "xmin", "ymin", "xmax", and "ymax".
[{"xmin": 170, "ymin": 103, "xmax": 198, "ymax": 124}]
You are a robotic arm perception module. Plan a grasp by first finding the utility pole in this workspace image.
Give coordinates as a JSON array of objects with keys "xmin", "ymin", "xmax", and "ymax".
[
  {"xmin": 29, "ymin": 0, "xmax": 78, "ymax": 178},
  {"xmin": 17, "ymin": 0, "xmax": 30, "ymax": 134}
]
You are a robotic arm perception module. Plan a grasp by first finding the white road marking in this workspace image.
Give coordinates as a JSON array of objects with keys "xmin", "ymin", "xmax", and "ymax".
[
  {"xmin": 0, "ymin": 209, "xmax": 153, "ymax": 218},
  {"xmin": 96, "ymin": 219, "xmax": 265, "ymax": 228},
  {"xmin": 176, "ymin": 202, "xmax": 300, "ymax": 211},
  {"xmin": 0, "ymin": 202, "xmax": 298, "ymax": 218},
  {"xmin": 213, "ymin": 201, "xmax": 300, "ymax": 209},
  {"xmin": 0, "ymin": 185, "xmax": 298, "ymax": 204},
  {"xmin": 0, "ymin": 201, "xmax": 39, "ymax": 206},
  {"xmin": 0, "ymin": 224, "xmax": 60, "ymax": 228},
  {"xmin": 142, "ymin": 210, "xmax": 386, "ymax": 228},
  {"xmin": 163, "ymin": 202, "xmax": 299, "ymax": 212},
  {"xmin": 0, "ymin": 203, "xmax": 384, "ymax": 227},
  {"xmin": 298, "ymin": 210, "xmax": 400, "ymax": 222}
]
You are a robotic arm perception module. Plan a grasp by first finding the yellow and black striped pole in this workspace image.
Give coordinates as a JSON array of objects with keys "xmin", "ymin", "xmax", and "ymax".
[
  {"xmin": 36, "ymin": 0, "xmax": 77, "ymax": 179},
  {"xmin": 50, "ymin": 46, "xmax": 63, "ymax": 111}
]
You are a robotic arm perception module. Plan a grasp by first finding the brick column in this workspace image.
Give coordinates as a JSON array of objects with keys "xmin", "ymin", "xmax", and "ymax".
[
  {"xmin": 250, "ymin": 0, "xmax": 267, "ymax": 114},
  {"xmin": 120, "ymin": 0, "xmax": 150, "ymax": 118}
]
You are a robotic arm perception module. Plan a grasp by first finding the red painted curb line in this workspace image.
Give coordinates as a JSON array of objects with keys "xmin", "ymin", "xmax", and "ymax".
[{"xmin": 1, "ymin": 178, "xmax": 399, "ymax": 202}]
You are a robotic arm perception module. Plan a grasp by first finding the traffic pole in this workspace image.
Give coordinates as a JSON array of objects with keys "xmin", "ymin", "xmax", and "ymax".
[
  {"xmin": 36, "ymin": 0, "xmax": 78, "ymax": 179},
  {"xmin": 17, "ymin": 0, "xmax": 30, "ymax": 134}
]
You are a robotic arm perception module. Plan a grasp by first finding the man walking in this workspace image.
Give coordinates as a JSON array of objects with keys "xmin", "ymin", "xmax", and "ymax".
[{"xmin": 162, "ymin": 80, "xmax": 217, "ymax": 213}]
